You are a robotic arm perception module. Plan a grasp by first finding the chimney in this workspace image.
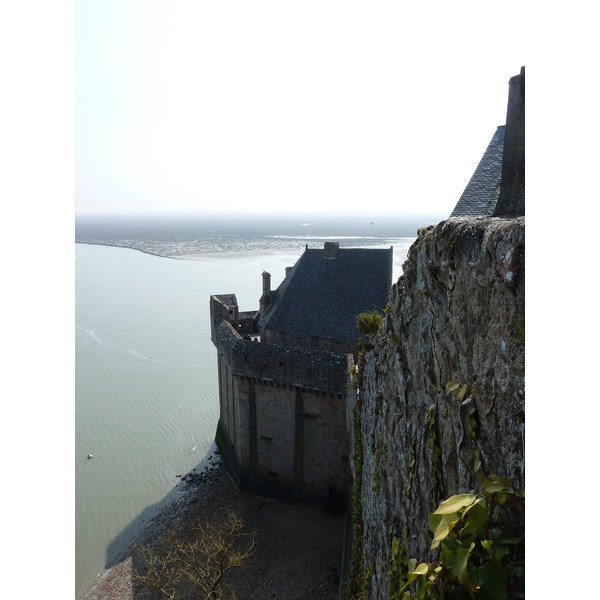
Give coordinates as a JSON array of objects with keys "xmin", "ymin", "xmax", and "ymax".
[
  {"xmin": 323, "ymin": 241, "xmax": 339, "ymax": 259},
  {"xmin": 285, "ymin": 267, "xmax": 293, "ymax": 277},
  {"xmin": 260, "ymin": 271, "xmax": 271, "ymax": 317},
  {"xmin": 494, "ymin": 66, "xmax": 525, "ymax": 216},
  {"xmin": 262, "ymin": 271, "xmax": 271, "ymax": 304}
]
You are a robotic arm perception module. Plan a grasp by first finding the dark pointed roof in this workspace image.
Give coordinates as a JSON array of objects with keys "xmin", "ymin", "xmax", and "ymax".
[
  {"xmin": 213, "ymin": 294, "xmax": 238, "ymax": 308},
  {"xmin": 260, "ymin": 245, "xmax": 393, "ymax": 343},
  {"xmin": 450, "ymin": 126, "xmax": 505, "ymax": 218}
]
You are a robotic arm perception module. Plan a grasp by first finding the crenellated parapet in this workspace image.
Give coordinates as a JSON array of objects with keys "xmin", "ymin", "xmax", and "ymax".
[{"xmin": 215, "ymin": 319, "xmax": 350, "ymax": 395}]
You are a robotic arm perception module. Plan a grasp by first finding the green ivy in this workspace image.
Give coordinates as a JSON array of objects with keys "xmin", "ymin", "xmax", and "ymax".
[
  {"xmin": 388, "ymin": 476, "xmax": 524, "ymax": 599},
  {"xmin": 373, "ymin": 435, "xmax": 382, "ymax": 493},
  {"xmin": 346, "ymin": 350, "xmax": 367, "ymax": 599},
  {"xmin": 513, "ymin": 318, "xmax": 525, "ymax": 348},
  {"xmin": 426, "ymin": 405, "xmax": 443, "ymax": 511}
]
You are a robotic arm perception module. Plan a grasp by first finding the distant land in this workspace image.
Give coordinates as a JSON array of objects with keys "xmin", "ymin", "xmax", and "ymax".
[{"xmin": 75, "ymin": 212, "xmax": 447, "ymax": 259}]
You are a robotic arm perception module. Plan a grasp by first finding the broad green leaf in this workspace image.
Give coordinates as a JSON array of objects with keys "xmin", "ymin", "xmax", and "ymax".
[
  {"xmin": 461, "ymin": 395, "xmax": 473, "ymax": 405},
  {"xmin": 515, "ymin": 487, "xmax": 525, "ymax": 498},
  {"xmin": 484, "ymin": 480, "xmax": 509, "ymax": 495},
  {"xmin": 487, "ymin": 474, "xmax": 512, "ymax": 487},
  {"xmin": 495, "ymin": 491, "xmax": 507, "ymax": 505},
  {"xmin": 495, "ymin": 546, "xmax": 509, "ymax": 561},
  {"xmin": 392, "ymin": 536, "xmax": 399, "ymax": 558},
  {"xmin": 455, "ymin": 546, "xmax": 472, "ymax": 591},
  {"xmin": 427, "ymin": 436, "xmax": 435, "ymax": 450},
  {"xmin": 455, "ymin": 385, "xmax": 468, "ymax": 402},
  {"xmin": 460, "ymin": 498, "xmax": 488, "ymax": 537},
  {"xmin": 428, "ymin": 512, "xmax": 443, "ymax": 534},
  {"xmin": 470, "ymin": 559, "xmax": 507, "ymax": 600},
  {"xmin": 500, "ymin": 494, "xmax": 524, "ymax": 512},
  {"xmin": 406, "ymin": 571, "xmax": 418, "ymax": 586},
  {"xmin": 446, "ymin": 381, "xmax": 460, "ymax": 393},
  {"xmin": 474, "ymin": 455, "xmax": 482, "ymax": 473},
  {"xmin": 433, "ymin": 494, "xmax": 477, "ymax": 515},
  {"xmin": 442, "ymin": 538, "xmax": 460, "ymax": 580},
  {"xmin": 431, "ymin": 514, "xmax": 458, "ymax": 549},
  {"xmin": 408, "ymin": 558, "xmax": 417, "ymax": 573},
  {"xmin": 411, "ymin": 563, "xmax": 429, "ymax": 576},
  {"xmin": 494, "ymin": 531, "xmax": 524, "ymax": 545},
  {"xmin": 481, "ymin": 539, "xmax": 494, "ymax": 558},
  {"xmin": 416, "ymin": 573, "xmax": 427, "ymax": 599}
]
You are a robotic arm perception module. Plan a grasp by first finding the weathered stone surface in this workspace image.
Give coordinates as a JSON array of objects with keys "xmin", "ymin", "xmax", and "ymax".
[{"xmin": 349, "ymin": 216, "xmax": 525, "ymax": 598}]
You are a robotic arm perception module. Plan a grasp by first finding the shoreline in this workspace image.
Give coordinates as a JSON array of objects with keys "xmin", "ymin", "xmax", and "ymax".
[
  {"xmin": 81, "ymin": 450, "xmax": 345, "ymax": 600},
  {"xmin": 80, "ymin": 448, "xmax": 225, "ymax": 599},
  {"xmin": 74, "ymin": 240, "xmax": 306, "ymax": 262}
]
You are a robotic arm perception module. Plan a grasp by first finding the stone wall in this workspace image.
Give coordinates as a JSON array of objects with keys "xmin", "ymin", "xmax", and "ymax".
[
  {"xmin": 214, "ymin": 318, "xmax": 352, "ymax": 510},
  {"xmin": 216, "ymin": 319, "xmax": 350, "ymax": 393},
  {"xmin": 263, "ymin": 328, "xmax": 359, "ymax": 359},
  {"xmin": 347, "ymin": 216, "xmax": 525, "ymax": 598}
]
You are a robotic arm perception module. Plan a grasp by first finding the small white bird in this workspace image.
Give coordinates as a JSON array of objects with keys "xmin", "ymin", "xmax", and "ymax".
[{"xmin": 190, "ymin": 446, "xmax": 197, "ymax": 453}]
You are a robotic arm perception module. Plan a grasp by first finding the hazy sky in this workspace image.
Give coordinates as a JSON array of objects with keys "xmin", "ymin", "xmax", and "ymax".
[{"xmin": 76, "ymin": 2, "xmax": 530, "ymax": 217}]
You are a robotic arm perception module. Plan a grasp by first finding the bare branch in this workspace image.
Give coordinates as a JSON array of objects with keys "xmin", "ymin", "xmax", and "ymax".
[{"xmin": 133, "ymin": 511, "xmax": 255, "ymax": 600}]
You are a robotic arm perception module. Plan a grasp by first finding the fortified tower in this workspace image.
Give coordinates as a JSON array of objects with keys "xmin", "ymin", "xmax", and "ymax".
[{"xmin": 210, "ymin": 243, "xmax": 393, "ymax": 510}]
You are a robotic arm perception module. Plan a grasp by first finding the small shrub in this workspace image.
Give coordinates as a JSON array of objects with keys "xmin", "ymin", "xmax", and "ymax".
[{"xmin": 356, "ymin": 310, "xmax": 383, "ymax": 338}]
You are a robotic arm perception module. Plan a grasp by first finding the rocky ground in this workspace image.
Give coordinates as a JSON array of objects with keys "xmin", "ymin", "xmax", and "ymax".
[{"xmin": 82, "ymin": 453, "xmax": 346, "ymax": 600}]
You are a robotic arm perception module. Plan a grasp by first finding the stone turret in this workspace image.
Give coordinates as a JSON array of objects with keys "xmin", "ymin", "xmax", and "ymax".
[{"xmin": 494, "ymin": 66, "xmax": 525, "ymax": 216}]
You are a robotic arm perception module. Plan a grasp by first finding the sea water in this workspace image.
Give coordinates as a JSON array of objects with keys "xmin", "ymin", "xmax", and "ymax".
[{"xmin": 75, "ymin": 214, "xmax": 429, "ymax": 598}]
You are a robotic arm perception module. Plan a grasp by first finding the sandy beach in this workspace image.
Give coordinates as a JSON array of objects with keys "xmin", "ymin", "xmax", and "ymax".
[{"xmin": 81, "ymin": 452, "xmax": 346, "ymax": 600}]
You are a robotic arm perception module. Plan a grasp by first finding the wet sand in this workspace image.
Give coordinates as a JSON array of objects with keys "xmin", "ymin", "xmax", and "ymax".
[{"xmin": 81, "ymin": 454, "xmax": 346, "ymax": 600}]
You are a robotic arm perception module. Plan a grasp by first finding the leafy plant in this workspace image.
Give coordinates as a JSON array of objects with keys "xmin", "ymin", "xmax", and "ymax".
[
  {"xmin": 426, "ymin": 406, "xmax": 443, "ymax": 510},
  {"xmin": 356, "ymin": 310, "xmax": 383, "ymax": 339},
  {"xmin": 388, "ymin": 476, "xmax": 524, "ymax": 600},
  {"xmin": 345, "ymin": 349, "xmax": 370, "ymax": 599},
  {"xmin": 446, "ymin": 381, "xmax": 470, "ymax": 404},
  {"xmin": 513, "ymin": 318, "xmax": 525, "ymax": 348}
]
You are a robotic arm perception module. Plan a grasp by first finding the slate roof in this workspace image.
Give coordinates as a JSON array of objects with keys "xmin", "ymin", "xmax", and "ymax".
[
  {"xmin": 214, "ymin": 294, "xmax": 238, "ymax": 308},
  {"xmin": 450, "ymin": 126, "xmax": 505, "ymax": 218},
  {"xmin": 260, "ymin": 246, "xmax": 393, "ymax": 343}
]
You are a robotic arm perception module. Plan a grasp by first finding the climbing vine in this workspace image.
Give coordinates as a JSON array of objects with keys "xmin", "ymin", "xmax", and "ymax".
[
  {"xmin": 513, "ymin": 318, "xmax": 525, "ymax": 348},
  {"xmin": 388, "ymin": 476, "xmax": 524, "ymax": 599},
  {"xmin": 346, "ymin": 349, "xmax": 367, "ymax": 599},
  {"xmin": 426, "ymin": 405, "xmax": 444, "ymax": 511},
  {"xmin": 373, "ymin": 435, "xmax": 382, "ymax": 493}
]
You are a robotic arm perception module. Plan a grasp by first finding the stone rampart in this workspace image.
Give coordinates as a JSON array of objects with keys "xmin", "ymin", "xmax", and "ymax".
[
  {"xmin": 214, "ymin": 317, "xmax": 352, "ymax": 511},
  {"xmin": 216, "ymin": 319, "xmax": 350, "ymax": 393},
  {"xmin": 347, "ymin": 216, "xmax": 525, "ymax": 597}
]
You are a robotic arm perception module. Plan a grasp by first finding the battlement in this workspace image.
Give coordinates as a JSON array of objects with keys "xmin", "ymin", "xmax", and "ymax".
[{"xmin": 215, "ymin": 319, "xmax": 350, "ymax": 394}]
